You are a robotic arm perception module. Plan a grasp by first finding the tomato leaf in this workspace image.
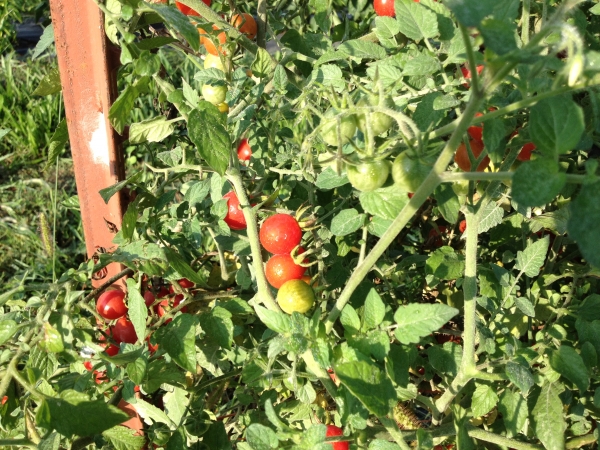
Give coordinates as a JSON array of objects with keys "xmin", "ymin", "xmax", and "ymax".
[
  {"xmin": 127, "ymin": 278, "xmax": 148, "ymax": 344},
  {"xmin": 427, "ymin": 342, "xmax": 462, "ymax": 378},
  {"xmin": 103, "ymin": 425, "xmax": 146, "ymax": 450},
  {"xmin": 471, "ymin": 383, "xmax": 498, "ymax": 417},
  {"xmin": 144, "ymin": 3, "xmax": 199, "ymax": 51},
  {"xmin": 512, "ymin": 159, "xmax": 566, "ymax": 207},
  {"xmin": 479, "ymin": 19, "xmax": 518, "ymax": 56},
  {"xmin": 530, "ymin": 96, "xmax": 584, "ymax": 157},
  {"xmin": 154, "ymin": 314, "xmax": 199, "ymax": 372},
  {"xmin": 362, "ymin": 289, "xmax": 386, "ymax": 332},
  {"xmin": 0, "ymin": 320, "xmax": 18, "ymax": 345},
  {"xmin": 445, "ymin": 0, "xmax": 496, "ymax": 27},
  {"xmin": 246, "ymin": 423, "xmax": 279, "ymax": 449},
  {"xmin": 129, "ymin": 116, "xmax": 175, "ymax": 144},
  {"xmin": 425, "ymin": 246, "xmax": 465, "ymax": 281},
  {"xmin": 330, "ymin": 209, "xmax": 365, "ymax": 236},
  {"xmin": 549, "ymin": 346, "xmax": 590, "ymax": 392},
  {"xmin": 514, "ymin": 236, "xmax": 549, "ymax": 278},
  {"xmin": 334, "ymin": 359, "xmax": 397, "ymax": 416},
  {"xmin": 505, "ymin": 361, "xmax": 534, "ymax": 394},
  {"xmin": 188, "ymin": 104, "xmax": 231, "ymax": 175},
  {"xmin": 394, "ymin": 303, "xmax": 458, "ymax": 344},
  {"xmin": 198, "ymin": 306, "xmax": 234, "ymax": 350},
  {"xmin": 498, "ymin": 389, "xmax": 528, "ymax": 438},
  {"xmin": 567, "ymin": 180, "xmax": 600, "ymax": 268},
  {"xmin": 255, "ymin": 306, "xmax": 292, "ymax": 334},
  {"xmin": 36, "ymin": 390, "xmax": 130, "ymax": 438},
  {"xmin": 531, "ymin": 382, "xmax": 566, "ymax": 450},
  {"xmin": 359, "ymin": 186, "xmax": 409, "ymax": 220},
  {"xmin": 395, "ymin": 0, "xmax": 439, "ymax": 41}
]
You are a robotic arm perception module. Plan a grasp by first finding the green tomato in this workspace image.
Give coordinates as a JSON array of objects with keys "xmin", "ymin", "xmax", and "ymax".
[
  {"xmin": 202, "ymin": 84, "xmax": 227, "ymax": 105},
  {"xmin": 204, "ymin": 53, "xmax": 231, "ymax": 73},
  {"xmin": 391, "ymin": 152, "xmax": 431, "ymax": 193},
  {"xmin": 321, "ymin": 109, "xmax": 357, "ymax": 146},
  {"xmin": 356, "ymin": 95, "xmax": 395, "ymax": 136},
  {"xmin": 347, "ymin": 160, "xmax": 390, "ymax": 192}
]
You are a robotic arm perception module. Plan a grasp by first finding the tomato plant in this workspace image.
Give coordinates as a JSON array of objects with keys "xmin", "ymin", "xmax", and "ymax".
[
  {"xmin": 6, "ymin": 0, "xmax": 600, "ymax": 449},
  {"xmin": 259, "ymin": 213, "xmax": 302, "ymax": 254}
]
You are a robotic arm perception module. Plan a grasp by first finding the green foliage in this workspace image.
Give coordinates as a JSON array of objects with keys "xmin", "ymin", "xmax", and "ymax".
[{"xmin": 3, "ymin": 0, "xmax": 600, "ymax": 449}]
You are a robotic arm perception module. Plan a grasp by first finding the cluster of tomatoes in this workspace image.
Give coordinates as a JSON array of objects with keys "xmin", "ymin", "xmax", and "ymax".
[
  {"xmin": 93, "ymin": 278, "xmax": 194, "ymax": 357},
  {"xmin": 171, "ymin": 0, "xmax": 257, "ymax": 111},
  {"xmin": 259, "ymin": 214, "xmax": 316, "ymax": 314}
]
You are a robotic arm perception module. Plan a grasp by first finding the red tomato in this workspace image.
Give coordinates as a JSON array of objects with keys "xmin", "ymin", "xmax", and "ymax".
[
  {"xmin": 198, "ymin": 26, "xmax": 227, "ymax": 56},
  {"xmin": 455, "ymin": 140, "xmax": 489, "ymax": 172},
  {"xmin": 459, "ymin": 220, "xmax": 467, "ymax": 233},
  {"xmin": 111, "ymin": 318, "xmax": 137, "ymax": 344},
  {"xmin": 325, "ymin": 425, "xmax": 349, "ymax": 450},
  {"xmin": 518, "ymin": 142, "xmax": 536, "ymax": 161},
  {"xmin": 1, "ymin": 396, "xmax": 7, "ymax": 406},
  {"xmin": 147, "ymin": 337, "xmax": 159, "ymax": 353},
  {"xmin": 429, "ymin": 225, "xmax": 447, "ymax": 247},
  {"xmin": 467, "ymin": 112, "xmax": 484, "ymax": 143},
  {"xmin": 96, "ymin": 290, "xmax": 128, "ymax": 320},
  {"xmin": 144, "ymin": 291, "xmax": 156, "ymax": 307},
  {"xmin": 84, "ymin": 361, "xmax": 93, "ymax": 371},
  {"xmin": 105, "ymin": 344, "xmax": 119, "ymax": 356},
  {"xmin": 223, "ymin": 191, "xmax": 247, "ymax": 230},
  {"xmin": 156, "ymin": 286, "xmax": 170, "ymax": 298},
  {"xmin": 265, "ymin": 251, "xmax": 307, "ymax": 289},
  {"xmin": 461, "ymin": 65, "xmax": 484, "ymax": 88},
  {"xmin": 175, "ymin": 0, "xmax": 210, "ymax": 16},
  {"xmin": 177, "ymin": 278, "xmax": 195, "ymax": 289},
  {"xmin": 373, "ymin": 0, "xmax": 395, "ymax": 16},
  {"xmin": 237, "ymin": 138, "xmax": 252, "ymax": 161},
  {"xmin": 259, "ymin": 214, "xmax": 302, "ymax": 254},
  {"xmin": 231, "ymin": 13, "xmax": 257, "ymax": 40},
  {"xmin": 94, "ymin": 370, "xmax": 108, "ymax": 385}
]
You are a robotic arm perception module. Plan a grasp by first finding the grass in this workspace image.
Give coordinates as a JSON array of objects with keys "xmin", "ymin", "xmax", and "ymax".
[{"xmin": 0, "ymin": 51, "xmax": 83, "ymax": 290}]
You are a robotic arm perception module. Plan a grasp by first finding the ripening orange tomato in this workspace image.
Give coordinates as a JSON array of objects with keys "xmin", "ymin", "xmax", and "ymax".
[
  {"xmin": 198, "ymin": 25, "xmax": 227, "ymax": 56},
  {"xmin": 231, "ymin": 13, "xmax": 257, "ymax": 40},
  {"xmin": 455, "ymin": 140, "xmax": 489, "ymax": 172}
]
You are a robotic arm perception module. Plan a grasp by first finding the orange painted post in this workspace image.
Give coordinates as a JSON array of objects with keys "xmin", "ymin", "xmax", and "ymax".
[{"xmin": 49, "ymin": 0, "xmax": 127, "ymax": 287}]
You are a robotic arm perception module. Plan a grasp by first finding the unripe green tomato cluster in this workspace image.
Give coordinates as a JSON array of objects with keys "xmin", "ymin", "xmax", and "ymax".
[{"xmin": 202, "ymin": 54, "xmax": 231, "ymax": 110}]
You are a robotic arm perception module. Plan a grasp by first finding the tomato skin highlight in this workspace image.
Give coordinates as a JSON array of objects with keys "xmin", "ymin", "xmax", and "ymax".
[
  {"xmin": 231, "ymin": 13, "xmax": 257, "ymax": 40},
  {"xmin": 111, "ymin": 318, "xmax": 137, "ymax": 344},
  {"xmin": 391, "ymin": 152, "xmax": 431, "ymax": 193},
  {"xmin": 276, "ymin": 279, "xmax": 315, "ymax": 314},
  {"xmin": 518, "ymin": 142, "xmax": 536, "ymax": 161},
  {"xmin": 455, "ymin": 140, "xmax": 489, "ymax": 172},
  {"xmin": 223, "ymin": 191, "xmax": 247, "ymax": 230},
  {"xmin": 325, "ymin": 425, "xmax": 350, "ymax": 450},
  {"xmin": 373, "ymin": 0, "xmax": 395, "ymax": 17},
  {"xmin": 346, "ymin": 160, "xmax": 390, "ymax": 192},
  {"xmin": 265, "ymin": 253, "xmax": 307, "ymax": 289},
  {"xmin": 176, "ymin": 0, "xmax": 211, "ymax": 16},
  {"xmin": 96, "ymin": 290, "xmax": 128, "ymax": 320},
  {"xmin": 260, "ymin": 214, "xmax": 302, "ymax": 254},
  {"xmin": 237, "ymin": 139, "xmax": 252, "ymax": 161}
]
